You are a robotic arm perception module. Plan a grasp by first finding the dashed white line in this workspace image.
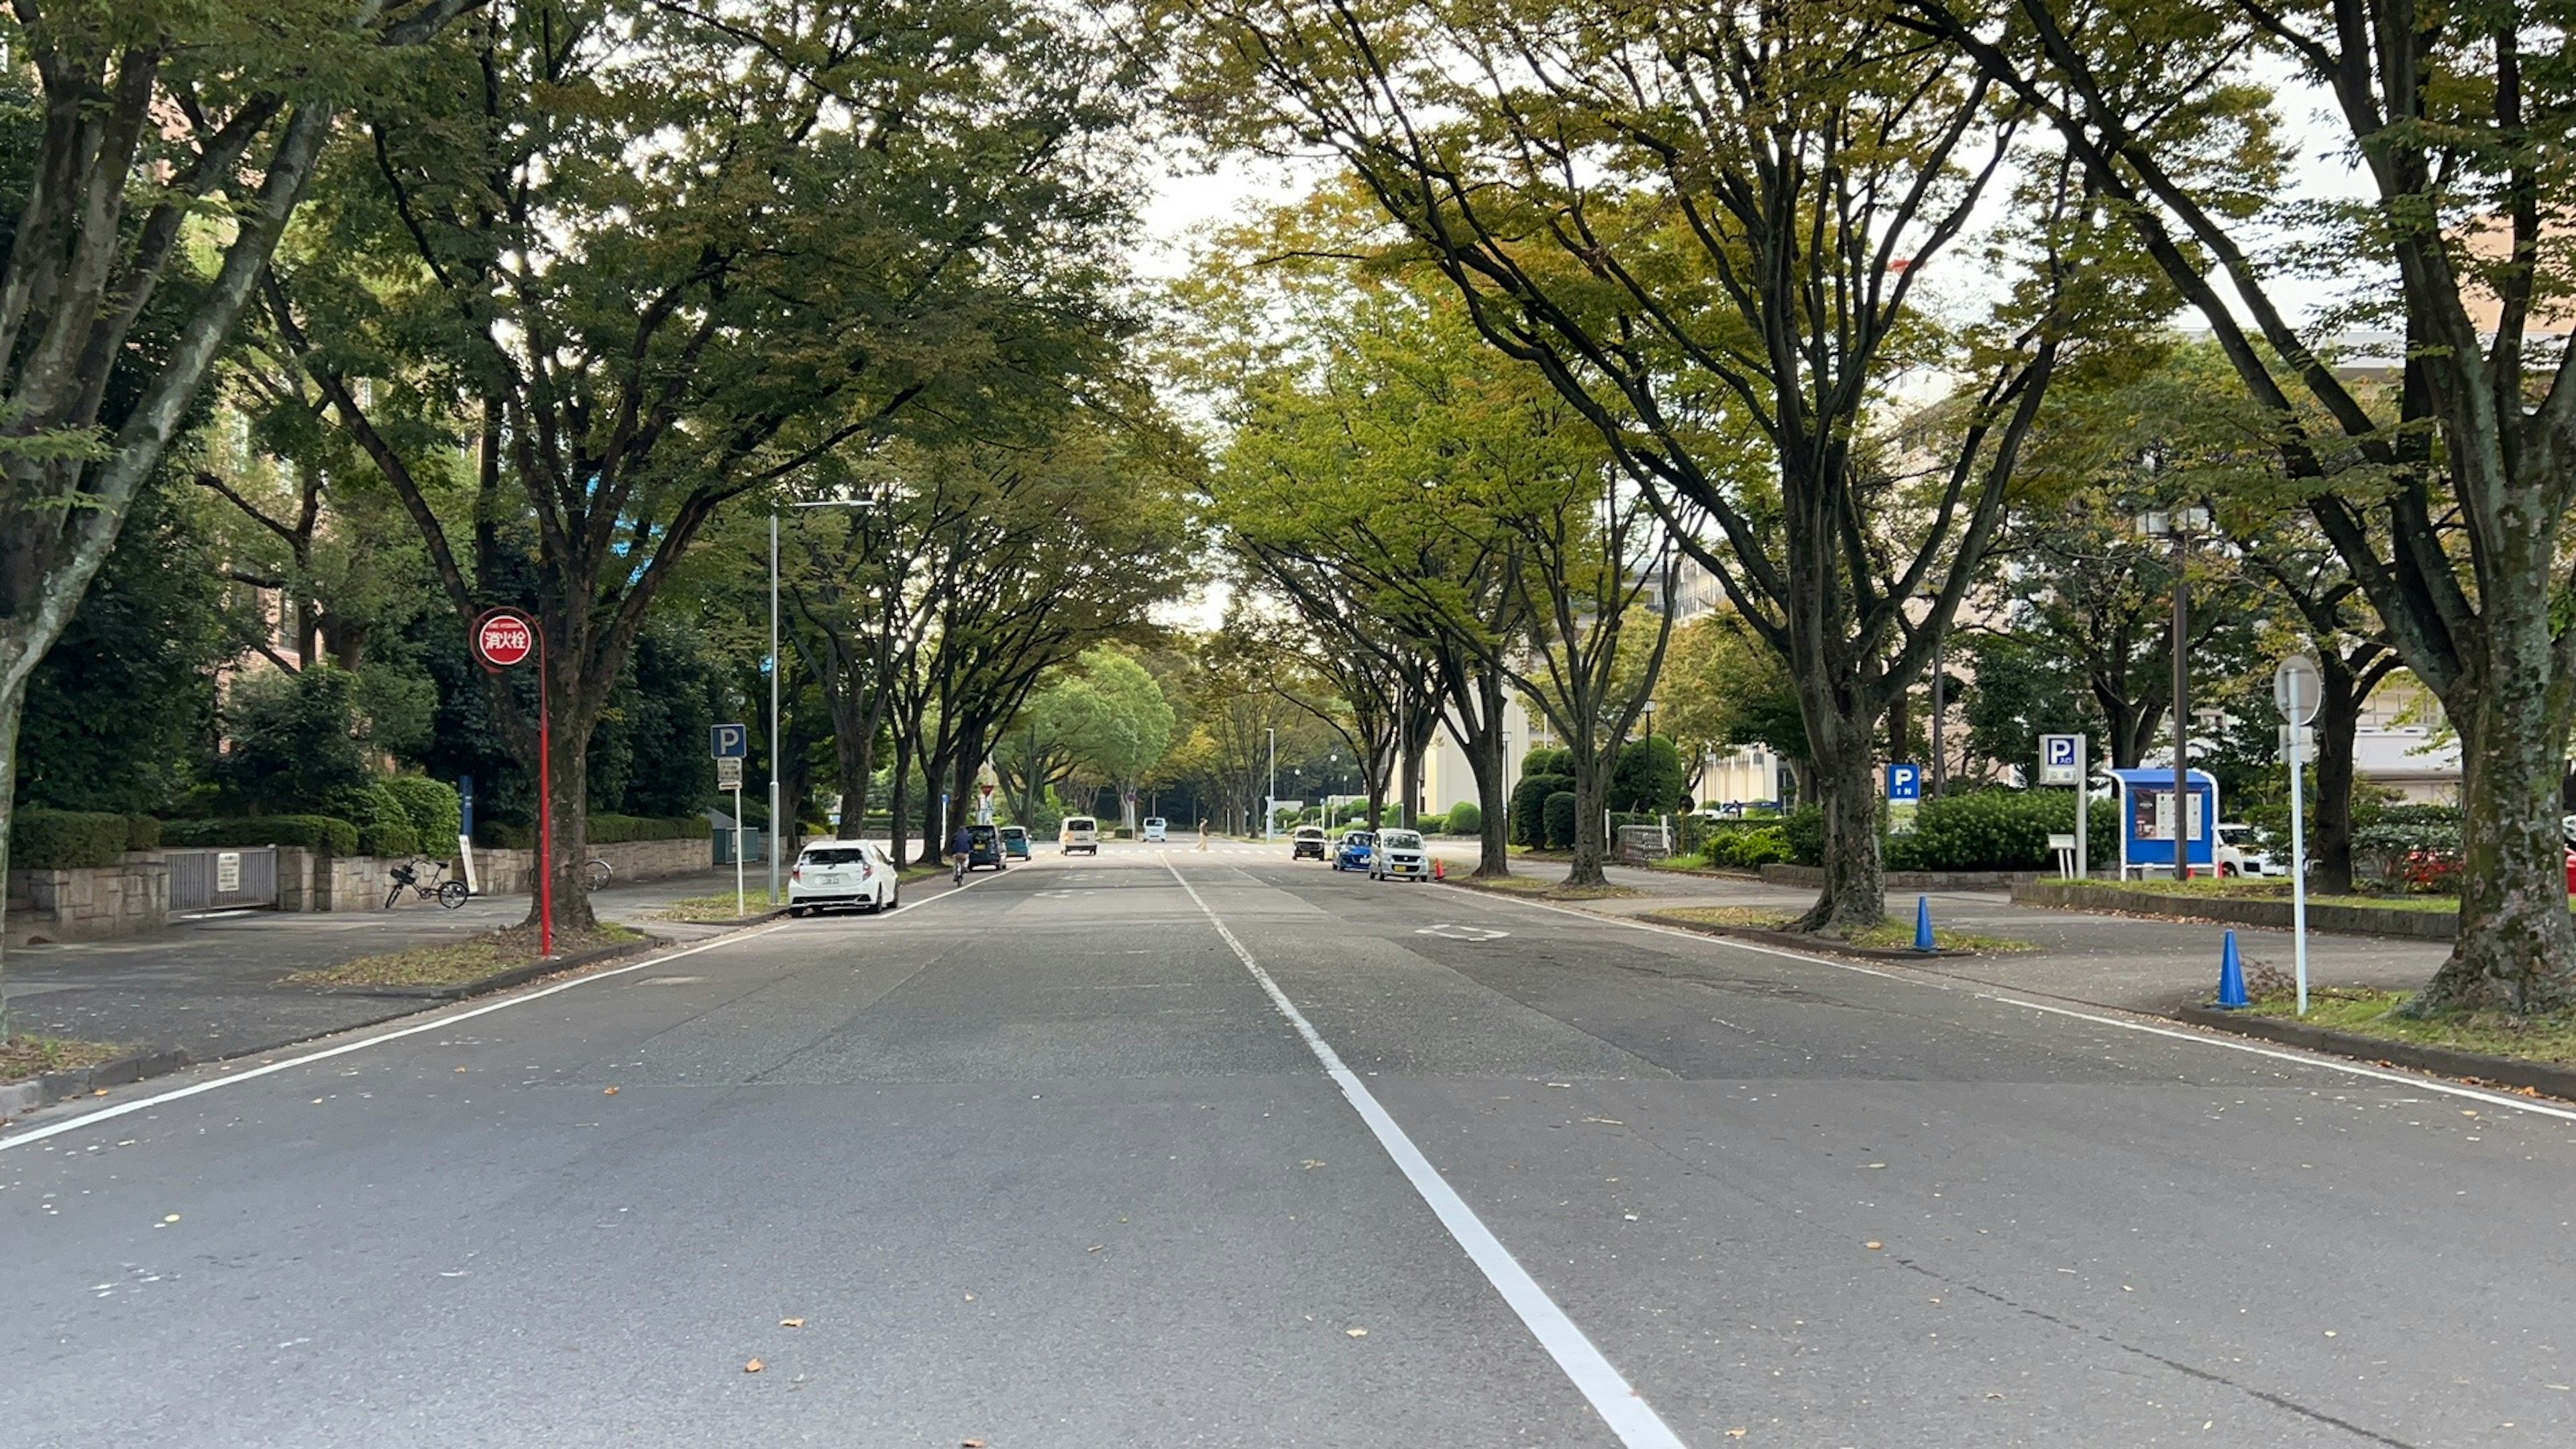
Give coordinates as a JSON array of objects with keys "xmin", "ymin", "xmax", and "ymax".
[{"xmin": 1164, "ymin": 859, "xmax": 1685, "ymax": 1449}]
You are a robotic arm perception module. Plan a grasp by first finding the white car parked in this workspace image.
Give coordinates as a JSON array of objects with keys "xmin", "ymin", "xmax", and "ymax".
[
  {"xmin": 2213, "ymin": 822, "xmax": 2279, "ymax": 878},
  {"xmin": 787, "ymin": 839, "xmax": 898, "ymax": 916},
  {"xmin": 1143, "ymin": 817, "xmax": 1168, "ymax": 843}
]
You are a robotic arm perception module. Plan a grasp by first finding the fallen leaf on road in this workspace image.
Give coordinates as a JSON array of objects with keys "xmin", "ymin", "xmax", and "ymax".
[
  {"xmin": 1864, "ymin": 1241, "xmax": 1882, "ymax": 1250},
  {"xmin": 1087, "ymin": 1245, "xmax": 1102, "ymax": 1253},
  {"xmin": 1300, "ymin": 1160, "xmax": 1326, "ymax": 1170},
  {"xmin": 162, "ymin": 1215, "xmax": 181, "ymax": 1224},
  {"xmin": 1546, "ymin": 1081, "xmax": 1571, "ymax": 1089},
  {"xmin": 1346, "ymin": 1328, "xmax": 1368, "ymax": 1338},
  {"xmin": 744, "ymin": 1360, "xmax": 763, "ymax": 1373},
  {"xmin": 455, "ymin": 1067, "xmax": 468, "ymax": 1073},
  {"xmin": 1868, "ymin": 1163, "xmax": 1886, "ymax": 1169},
  {"xmin": 963, "ymin": 1440, "xmax": 987, "ymax": 1447},
  {"xmin": 93, "ymin": 1088, "xmax": 109, "ymax": 1097},
  {"xmin": 603, "ymin": 1087, "xmax": 620, "ymax": 1095},
  {"xmin": 780, "ymin": 1318, "xmax": 804, "ymax": 1328},
  {"xmin": 964, "ymin": 1293, "xmax": 976, "ymax": 1301},
  {"xmin": 1726, "ymin": 1431, "xmax": 1747, "ymax": 1440},
  {"xmin": 1623, "ymin": 1213, "xmax": 1640, "ymax": 1222}
]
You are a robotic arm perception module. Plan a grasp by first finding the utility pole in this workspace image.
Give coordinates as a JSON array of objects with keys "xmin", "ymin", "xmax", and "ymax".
[
  {"xmin": 769, "ymin": 511, "xmax": 780, "ymax": 904},
  {"xmin": 1265, "ymin": 726, "xmax": 1277, "ymax": 841}
]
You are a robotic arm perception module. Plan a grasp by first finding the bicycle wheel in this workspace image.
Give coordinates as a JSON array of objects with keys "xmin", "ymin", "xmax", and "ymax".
[
  {"xmin": 437, "ymin": 879, "xmax": 470, "ymax": 909},
  {"xmin": 584, "ymin": 857, "xmax": 612, "ymax": 891},
  {"xmin": 384, "ymin": 881, "xmax": 404, "ymax": 910}
]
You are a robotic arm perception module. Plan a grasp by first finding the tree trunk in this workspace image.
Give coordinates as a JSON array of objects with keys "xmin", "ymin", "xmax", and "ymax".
[
  {"xmin": 887, "ymin": 735, "xmax": 912, "ymax": 857},
  {"xmin": 0, "ymin": 669, "xmax": 27, "ymax": 1038},
  {"xmin": 1566, "ymin": 733, "xmax": 1611, "ymax": 888},
  {"xmin": 2418, "ymin": 647, "xmax": 2576, "ymax": 1012},
  {"xmin": 2310, "ymin": 661, "xmax": 2363, "ymax": 896},
  {"xmin": 1793, "ymin": 718, "xmax": 1886, "ymax": 934}
]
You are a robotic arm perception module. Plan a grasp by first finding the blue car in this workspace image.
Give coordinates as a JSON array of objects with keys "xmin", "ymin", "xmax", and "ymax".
[{"xmin": 1332, "ymin": 830, "xmax": 1375, "ymax": 872}]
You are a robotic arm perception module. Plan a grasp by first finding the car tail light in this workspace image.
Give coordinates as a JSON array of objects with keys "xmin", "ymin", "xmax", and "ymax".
[{"xmin": 790, "ymin": 865, "xmax": 803, "ymax": 881}]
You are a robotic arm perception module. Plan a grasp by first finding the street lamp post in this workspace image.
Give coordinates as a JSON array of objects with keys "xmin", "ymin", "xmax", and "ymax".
[
  {"xmin": 2137, "ymin": 504, "xmax": 2211, "ymax": 879},
  {"xmin": 1265, "ymin": 726, "xmax": 1277, "ymax": 841}
]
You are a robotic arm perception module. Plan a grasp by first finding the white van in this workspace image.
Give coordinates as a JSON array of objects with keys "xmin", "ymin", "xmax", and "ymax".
[
  {"xmin": 1059, "ymin": 816, "xmax": 1100, "ymax": 855},
  {"xmin": 1142, "ymin": 817, "xmax": 1168, "ymax": 843}
]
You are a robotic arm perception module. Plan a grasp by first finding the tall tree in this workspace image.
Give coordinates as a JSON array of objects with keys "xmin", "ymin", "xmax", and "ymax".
[
  {"xmin": 267, "ymin": 0, "xmax": 1142, "ymax": 926},
  {"xmin": 1180, "ymin": 0, "xmax": 2142, "ymax": 929},
  {"xmin": 0, "ymin": 0, "xmax": 475, "ymax": 1027},
  {"xmin": 1892, "ymin": 0, "xmax": 2576, "ymax": 1007}
]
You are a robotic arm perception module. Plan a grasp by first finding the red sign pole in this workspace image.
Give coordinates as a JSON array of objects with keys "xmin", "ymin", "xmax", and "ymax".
[{"xmin": 472, "ymin": 608, "xmax": 550, "ymax": 956}]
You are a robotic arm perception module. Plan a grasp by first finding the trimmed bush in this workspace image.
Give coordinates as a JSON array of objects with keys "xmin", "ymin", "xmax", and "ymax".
[
  {"xmin": 1782, "ymin": 805, "xmax": 1826, "ymax": 866},
  {"xmin": 10, "ymin": 809, "xmax": 134, "ymax": 869},
  {"xmin": 162, "ymin": 814, "xmax": 361, "ymax": 856},
  {"xmin": 589, "ymin": 813, "xmax": 712, "ymax": 844},
  {"xmin": 1446, "ymin": 800, "xmax": 1483, "ymax": 836},
  {"xmin": 382, "ymin": 775, "xmax": 463, "ymax": 848},
  {"xmin": 1882, "ymin": 788, "xmax": 2113, "ymax": 873},
  {"xmin": 1417, "ymin": 810, "xmax": 1449, "ymax": 835},
  {"xmin": 125, "ymin": 814, "xmax": 162, "ymax": 851},
  {"xmin": 1543, "ymin": 790, "xmax": 1578, "ymax": 850},
  {"xmin": 1703, "ymin": 825, "xmax": 1791, "ymax": 869},
  {"xmin": 474, "ymin": 819, "xmax": 535, "ymax": 850},
  {"xmin": 1512, "ymin": 773, "xmax": 1573, "ymax": 846}
]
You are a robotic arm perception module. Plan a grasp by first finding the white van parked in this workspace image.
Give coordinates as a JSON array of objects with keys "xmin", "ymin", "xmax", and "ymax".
[{"xmin": 1142, "ymin": 817, "xmax": 1168, "ymax": 843}]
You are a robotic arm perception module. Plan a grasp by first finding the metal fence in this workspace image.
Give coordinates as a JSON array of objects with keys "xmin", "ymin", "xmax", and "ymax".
[{"xmin": 166, "ymin": 847, "xmax": 279, "ymax": 912}]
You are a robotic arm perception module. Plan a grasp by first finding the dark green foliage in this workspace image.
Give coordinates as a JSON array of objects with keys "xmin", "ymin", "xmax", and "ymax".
[
  {"xmin": 1543, "ymin": 790, "xmax": 1578, "ymax": 849},
  {"xmin": 1521, "ymin": 747, "xmax": 1574, "ymax": 777},
  {"xmin": 588, "ymin": 814, "xmax": 714, "ymax": 844},
  {"xmin": 1444, "ymin": 800, "xmax": 1481, "ymax": 835},
  {"xmin": 1702, "ymin": 824, "xmax": 1791, "ymax": 869},
  {"xmin": 124, "ymin": 815, "xmax": 161, "ymax": 851},
  {"xmin": 162, "ymin": 815, "xmax": 361, "ymax": 856},
  {"xmin": 1882, "ymin": 788, "xmax": 2117, "ymax": 873},
  {"xmin": 587, "ymin": 627, "xmax": 720, "ymax": 817},
  {"xmin": 1611, "ymin": 735, "xmax": 1687, "ymax": 811},
  {"xmin": 211, "ymin": 666, "xmax": 372, "ymax": 814},
  {"xmin": 380, "ymin": 775, "xmax": 462, "ymax": 847},
  {"xmin": 325, "ymin": 783, "xmax": 421, "ymax": 859},
  {"xmin": 8, "ymin": 809, "xmax": 135, "ymax": 869},
  {"xmin": 1512, "ymin": 773, "xmax": 1573, "ymax": 845},
  {"xmin": 1783, "ymin": 804, "xmax": 1826, "ymax": 866},
  {"xmin": 13, "ymin": 480, "xmax": 235, "ymax": 814}
]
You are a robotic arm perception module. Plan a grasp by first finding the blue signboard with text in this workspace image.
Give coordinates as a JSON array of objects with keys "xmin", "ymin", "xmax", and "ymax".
[{"xmin": 1886, "ymin": 763, "xmax": 1922, "ymax": 803}]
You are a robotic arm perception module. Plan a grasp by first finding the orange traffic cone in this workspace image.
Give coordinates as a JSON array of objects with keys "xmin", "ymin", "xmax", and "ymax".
[{"xmin": 1433, "ymin": 857, "xmax": 1447, "ymax": 881}]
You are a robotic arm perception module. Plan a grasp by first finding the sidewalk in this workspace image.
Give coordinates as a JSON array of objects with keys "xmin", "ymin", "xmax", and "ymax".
[
  {"xmin": 1474, "ymin": 859, "xmax": 2451, "ymax": 1014},
  {"xmin": 3, "ymin": 871, "xmax": 755, "ymax": 1067}
]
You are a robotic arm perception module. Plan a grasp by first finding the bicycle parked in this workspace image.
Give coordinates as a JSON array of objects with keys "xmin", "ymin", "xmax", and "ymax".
[
  {"xmin": 385, "ymin": 858, "xmax": 470, "ymax": 910},
  {"xmin": 584, "ymin": 857, "xmax": 612, "ymax": 891}
]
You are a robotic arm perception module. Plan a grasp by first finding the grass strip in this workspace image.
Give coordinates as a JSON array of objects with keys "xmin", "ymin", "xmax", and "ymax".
[
  {"xmin": 2058, "ymin": 878, "xmax": 2472, "ymax": 914},
  {"xmin": 286, "ymin": 922, "xmax": 643, "ymax": 987},
  {"xmin": 657, "ymin": 888, "xmax": 789, "ymax": 922},
  {"xmin": 1447, "ymin": 873, "xmax": 1642, "ymax": 901},
  {"xmin": 2246, "ymin": 988, "xmax": 2576, "ymax": 1069},
  {"xmin": 0, "ymin": 1034, "xmax": 132, "ymax": 1083}
]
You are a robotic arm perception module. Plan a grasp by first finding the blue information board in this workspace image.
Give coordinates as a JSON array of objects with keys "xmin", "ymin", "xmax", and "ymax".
[{"xmin": 1886, "ymin": 763, "xmax": 1922, "ymax": 803}]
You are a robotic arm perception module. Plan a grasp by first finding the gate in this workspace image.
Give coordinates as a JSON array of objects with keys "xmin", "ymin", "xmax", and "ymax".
[{"xmin": 166, "ymin": 847, "xmax": 280, "ymax": 912}]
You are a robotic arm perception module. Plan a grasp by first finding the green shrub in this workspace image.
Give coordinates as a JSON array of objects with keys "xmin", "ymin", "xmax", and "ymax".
[
  {"xmin": 1522, "ymin": 746, "xmax": 1574, "ymax": 777},
  {"xmin": 474, "ymin": 819, "xmax": 535, "ymax": 850},
  {"xmin": 360, "ymin": 818, "xmax": 421, "ymax": 859},
  {"xmin": 162, "ymin": 814, "xmax": 361, "ymax": 856},
  {"xmin": 125, "ymin": 814, "xmax": 162, "ymax": 851},
  {"xmin": 589, "ymin": 814, "xmax": 713, "ymax": 844},
  {"xmin": 9, "ymin": 808, "xmax": 133, "ymax": 869},
  {"xmin": 1446, "ymin": 800, "xmax": 1483, "ymax": 836},
  {"xmin": 1703, "ymin": 824, "xmax": 1791, "ymax": 870},
  {"xmin": 1782, "ymin": 804, "xmax": 1826, "ymax": 866},
  {"xmin": 1417, "ymin": 810, "xmax": 1449, "ymax": 835},
  {"xmin": 1882, "ymin": 788, "xmax": 2112, "ymax": 873},
  {"xmin": 1543, "ymin": 790, "xmax": 1578, "ymax": 850},
  {"xmin": 1512, "ymin": 773, "xmax": 1572, "ymax": 846},
  {"xmin": 381, "ymin": 775, "xmax": 462, "ymax": 848}
]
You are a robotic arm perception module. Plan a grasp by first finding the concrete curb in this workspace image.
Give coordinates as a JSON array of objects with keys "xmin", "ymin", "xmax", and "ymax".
[
  {"xmin": 2014, "ymin": 880, "xmax": 2462, "ymax": 940},
  {"xmin": 2173, "ymin": 1002, "xmax": 2576, "ymax": 1103},
  {"xmin": 0, "ymin": 1046, "xmax": 193, "ymax": 1119},
  {"xmin": 1636, "ymin": 911, "xmax": 1970, "ymax": 961},
  {"xmin": 1764, "ymin": 863, "xmax": 2035, "ymax": 892}
]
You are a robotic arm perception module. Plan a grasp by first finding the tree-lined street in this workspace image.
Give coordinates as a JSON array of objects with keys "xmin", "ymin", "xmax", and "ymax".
[{"xmin": 8, "ymin": 853, "xmax": 2571, "ymax": 1446}]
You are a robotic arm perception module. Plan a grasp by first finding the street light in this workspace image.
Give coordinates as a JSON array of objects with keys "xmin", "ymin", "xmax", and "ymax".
[
  {"xmin": 2136, "ymin": 503, "xmax": 2212, "ymax": 879},
  {"xmin": 1265, "ymin": 725, "xmax": 1277, "ymax": 841}
]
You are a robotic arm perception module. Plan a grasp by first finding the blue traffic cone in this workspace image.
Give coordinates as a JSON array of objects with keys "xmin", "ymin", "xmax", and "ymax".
[
  {"xmin": 2214, "ymin": 930, "xmax": 2248, "ymax": 1008},
  {"xmin": 1913, "ymin": 895, "xmax": 1936, "ymax": 953}
]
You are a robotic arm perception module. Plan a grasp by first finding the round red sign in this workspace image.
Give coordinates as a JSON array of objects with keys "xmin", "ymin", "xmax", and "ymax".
[{"xmin": 474, "ymin": 610, "xmax": 536, "ymax": 669}]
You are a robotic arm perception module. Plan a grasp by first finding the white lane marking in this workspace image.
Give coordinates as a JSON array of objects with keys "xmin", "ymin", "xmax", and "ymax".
[
  {"xmin": 1, "ymin": 871, "xmax": 1008, "ymax": 1152},
  {"xmin": 1165, "ymin": 861, "xmax": 1684, "ymax": 1449},
  {"xmin": 1417, "ymin": 924, "xmax": 1511, "ymax": 941},
  {"xmin": 1459, "ymin": 888, "xmax": 2576, "ymax": 1125}
]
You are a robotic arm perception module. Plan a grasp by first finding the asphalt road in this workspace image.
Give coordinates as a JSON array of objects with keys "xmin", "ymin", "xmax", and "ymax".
[{"xmin": 5, "ymin": 844, "xmax": 2573, "ymax": 1448}]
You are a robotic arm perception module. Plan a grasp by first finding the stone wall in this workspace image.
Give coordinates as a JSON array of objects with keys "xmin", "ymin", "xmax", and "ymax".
[
  {"xmin": 454, "ymin": 835, "xmax": 714, "ymax": 897},
  {"xmin": 5, "ymin": 852, "xmax": 170, "ymax": 947}
]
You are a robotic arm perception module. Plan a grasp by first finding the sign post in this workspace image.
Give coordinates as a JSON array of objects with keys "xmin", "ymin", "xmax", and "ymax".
[
  {"xmin": 2274, "ymin": 655, "xmax": 2323, "ymax": 1016},
  {"xmin": 714, "ymin": 725, "xmax": 749, "ymax": 916},
  {"xmin": 2039, "ymin": 734, "xmax": 2088, "ymax": 878},
  {"xmin": 472, "ymin": 608, "xmax": 549, "ymax": 955},
  {"xmin": 1886, "ymin": 763, "xmax": 1922, "ymax": 835}
]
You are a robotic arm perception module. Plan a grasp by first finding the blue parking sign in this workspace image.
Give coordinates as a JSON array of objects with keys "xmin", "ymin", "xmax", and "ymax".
[
  {"xmin": 710, "ymin": 723, "xmax": 749, "ymax": 759},
  {"xmin": 1886, "ymin": 763, "xmax": 1922, "ymax": 802}
]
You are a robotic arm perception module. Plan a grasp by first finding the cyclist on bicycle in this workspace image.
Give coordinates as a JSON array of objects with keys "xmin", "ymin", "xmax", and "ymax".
[{"xmin": 950, "ymin": 826, "xmax": 975, "ymax": 883}]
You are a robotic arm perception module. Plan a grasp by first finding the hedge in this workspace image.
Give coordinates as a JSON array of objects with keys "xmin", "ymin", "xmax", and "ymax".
[
  {"xmin": 1513, "ymin": 773, "xmax": 1572, "ymax": 846},
  {"xmin": 590, "ymin": 813, "xmax": 713, "ymax": 844},
  {"xmin": 9, "ymin": 809, "xmax": 135, "ymax": 869},
  {"xmin": 382, "ymin": 775, "xmax": 462, "ymax": 847},
  {"xmin": 1882, "ymin": 788, "xmax": 2118, "ymax": 873},
  {"xmin": 1446, "ymin": 800, "xmax": 1482, "ymax": 836},
  {"xmin": 1543, "ymin": 790, "xmax": 1578, "ymax": 850},
  {"xmin": 162, "ymin": 814, "xmax": 361, "ymax": 857},
  {"xmin": 125, "ymin": 814, "xmax": 162, "ymax": 851},
  {"xmin": 1703, "ymin": 825, "xmax": 1791, "ymax": 869}
]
